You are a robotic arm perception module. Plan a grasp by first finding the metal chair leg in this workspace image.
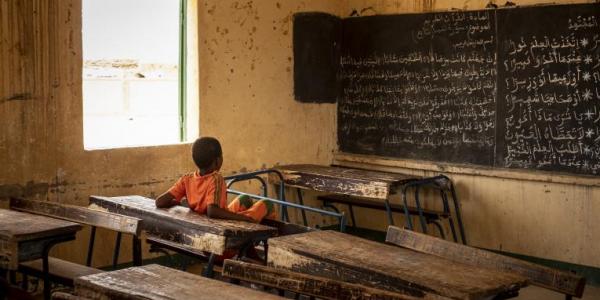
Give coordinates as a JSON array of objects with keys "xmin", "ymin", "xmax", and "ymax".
[
  {"xmin": 384, "ymin": 199, "xmax": 395, "ymax": 226},
  {"xmin": 112, "ymin": 232, "xmax": 122, "ymax": 269},
  {"xmin": 86, "ymin": 226, "xmax": 97, "ymax": 267},
  {"xmin": 401, "ymin": 186, "xmax": 414, "ymax": 230},
  {"xmin": 439, "ymin": 189, "xmax": 458, "ymax": 242},
  {"xmin": 430, "ymin": 220, "xmax": 446, "ymax": 239},
  {"xmin": 296, "ymin": 188, "xmax": 308, "ymax": 226},
  {"xmin": 414, "ymin": 186, "xmax": 428, "ymax": 233},
  {"xmin": 203, "ymin": 254, "xmax": 217, "ymax": 278},
  {"xmin": 449, "ymin": 182, "xmax": 467, "ymax": 245},
  {"xmin": 132, "ymin": 236, "xmax": 142, "ymax": 266},
  {"xmin": 348, "ymin": 204, "xmax": 357, "ymax": 228}
]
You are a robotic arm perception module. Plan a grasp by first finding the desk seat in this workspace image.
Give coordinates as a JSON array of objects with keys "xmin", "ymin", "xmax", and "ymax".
[{"xmin": 20, "ymin": 257, "xmax": 104, "ymax": 286}]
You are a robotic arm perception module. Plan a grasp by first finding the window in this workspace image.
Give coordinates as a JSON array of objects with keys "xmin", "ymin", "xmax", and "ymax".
[{"xmin": 82, "ymin": 0, "xmax": 198, "ymax": 149}]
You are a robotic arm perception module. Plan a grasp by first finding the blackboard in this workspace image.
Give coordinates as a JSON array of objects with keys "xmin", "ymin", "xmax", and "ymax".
[
  {"xmin": 293, "ymin": 13, "xmax": 341, "ymax": 103},
  {"xmin": 335, "ymin": 3, "xmax": 600, "ymax": 175},
  {"xmin": 496, "ymin": 4, "xmax": 600, "ymax": 175},
  {"xmin": 339, "ymin": 11, "xmax": 497, "ymax": 165}
]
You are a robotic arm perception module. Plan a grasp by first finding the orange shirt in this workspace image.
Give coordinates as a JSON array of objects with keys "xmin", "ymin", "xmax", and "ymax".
[{"xmin": 168, "ymin": 171, "xmax": 227, "ymax": 214}]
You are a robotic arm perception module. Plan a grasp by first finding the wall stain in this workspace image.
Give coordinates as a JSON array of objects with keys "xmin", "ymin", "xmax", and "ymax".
[
  {"xmin": 1, "ymin": 93, "xmax": 32, "ymax": 103},
  {"xmin": 0, "ymin": 181, "xmax": 50, "ymax": 198}
]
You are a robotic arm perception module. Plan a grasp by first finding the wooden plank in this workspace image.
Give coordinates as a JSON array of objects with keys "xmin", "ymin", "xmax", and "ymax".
[
  {"xmin": 10, "ymin": 198, "xmax": 141, "ymax": 235},
  {"xmin": 74, "ymin": 264, "xmax": 284, "ymax": 300},
  {"xmin": 20, "ymin": 257, "xmax": 104, "ymax": 284},
  {"xmin": 268, "ymin": 230, "xmax": 527, "ymax": 300},
  {"xmin": 385, "ymin": 226, "xmax": 585, "ymax": 298},
  {"xmin": 51, "ymin": 292, "xmax": 91, "ymax": 300},
  {"xmin": 0, "ymin": 209, "xmax": 82, "ymax": 242},
  {"xmin": 222, "ymin": 259, "xmax": 448, "ymax": 300},
  {"xmin": 89, "ymin": 196, "xmax": 277, "ymax": 255},
  {"xmin": 271, "ymin": 164, "xmax": 419, "ymax": 199},
  {"xmin": 317, "ymin": 194, "xmax": 448, "ymax": 218}
]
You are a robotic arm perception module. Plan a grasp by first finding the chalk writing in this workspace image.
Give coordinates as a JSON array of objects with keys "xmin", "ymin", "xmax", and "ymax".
[
  {"xmin": 498, "ymin": 9, "xmax": 600, "ymax": 174},
  {"xmin": 339, "ymin": 10, "xmax": 496, "ymax": 164}
]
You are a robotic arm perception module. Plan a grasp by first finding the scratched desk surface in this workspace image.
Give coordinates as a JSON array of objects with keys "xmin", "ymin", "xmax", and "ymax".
[
  {"xmin": 0, "ymin": 209, "xmax": 81, "ymax": 270},
  {"xmin": 89, "ymin": 195, "xmax": 278, "ymax": 254},
  {"xmin": 268, "ymin": 230, "xmax": 527, "ymax": 300},
  {"xmin": 272, "ymin": 164, "xmax": 420, "ymax": 199},
  {"xmin": 75, "ymin": 264, "xmax": 284, "ymax": 300},
  {"xmin": 0, "ymin": 209, "xmax": 81, "ymax": 241}
]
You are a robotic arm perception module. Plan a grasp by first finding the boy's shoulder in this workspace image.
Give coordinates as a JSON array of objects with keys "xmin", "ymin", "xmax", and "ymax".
[{"xmin": 181, "ymin": 171, "xmax": 224, "ymax": 182}]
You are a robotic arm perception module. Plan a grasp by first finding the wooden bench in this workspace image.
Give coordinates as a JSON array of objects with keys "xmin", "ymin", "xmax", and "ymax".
[
  {"xmin": 267, "ymin": 230, "xmax": 527, "ymax": 299},
  {"xmin": 385, "ymin": 226, "xmax": 586, "ymax": 299},
  {"xmin": 10, "ymin": 198, "xmax": 143, "ymax": 287},
  {"xmin": 222, "ymin": 259, "xmax": 445, "ymax": 300},
  {"xmin": 51, "ymin": 291, "xmax": 91, "ymax": 300},
  {"xmin": 318, "ymin": 194, "xmax": 450, "ymax": 236},
  {"xmin": 73, "ymin": 264, "xmax": 283, "ymax": 300}
]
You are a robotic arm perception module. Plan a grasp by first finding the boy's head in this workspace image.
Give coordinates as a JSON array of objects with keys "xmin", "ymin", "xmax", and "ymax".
[{"xmin": 192, "ymin": 137, "xmax": 223, "ymax": 172}]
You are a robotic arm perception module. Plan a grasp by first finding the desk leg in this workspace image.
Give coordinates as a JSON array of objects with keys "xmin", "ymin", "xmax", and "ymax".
[
  {"xmin": 413, "ymin": 187, "xmax": 428, "ymax": 234},
  {"xmin": 42, "ymin": 245, "xmax": 51, "ymax": 300},
  {"xmin": 401, "ymin": 187, "xmax": 414, "ymax": 230},
  {"xmin": 274, "ymin": 183, "xmax": 289, "ymax": 222},
  {"xmin": 112, "ymin": 232, "xmax": 122, "ymax": 269},
  {"xmin": 296, "ymin": 188, "xmax": 308, "ymax": 227},
  {"xmin": 132, "ymin": 236, "xmax": 142, "ymax": 266},
  {"xmin": 86, "ymin": 226, "xmax": 97, "ymax": 267},
  {"xmin": 203, "ymin": 254, "xmax": 216, "ymax": 278},
  {"xmin": 449, "ymin": 183, "xmax": 467, "ymax": 245},
  {"xmin": 383, "ymin": 199, "xmax": 394, "ymax": 226},
  {"xmin": 263, "ymin": 240, "xmax": 269, "ymax": 264}
]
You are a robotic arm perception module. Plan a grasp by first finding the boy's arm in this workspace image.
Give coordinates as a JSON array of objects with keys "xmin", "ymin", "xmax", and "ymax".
[
  {"xmin": 206, "ymin": 204, "xmax": 254, "ymax": 222},
  {"xmin": 156, "ymin": 191, "xmax": 179, "ymax": 208}
]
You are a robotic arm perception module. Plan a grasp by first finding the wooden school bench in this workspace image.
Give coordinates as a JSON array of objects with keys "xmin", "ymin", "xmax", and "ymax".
[
  {"xmin": 222, "ymin": 259, "xmax": 446, "ymax": 300},
  {"xmin": 66, "ymin": 264, "xmax": 283, "ymax": 300},
  {"xmin": 267, "ymin": 230, "xmax": 527, "ymax": 300},
  {"xmin": 9, "ymin": 198, "xmax": 143, "ymax": 289},
  {"xmin": 271, "ymin": 164, "xmax": 467, "ymax": 243},
  {"xmin": 385, "ymin": 226, "xmax": 586, "ymax": 300},
  {"xmin": 0, "ymin": 208, "xmax": 82, "ymax": 300},
  {"xmin": 88, "ymin": 195, "xmax": 280, "ymax": 277}
]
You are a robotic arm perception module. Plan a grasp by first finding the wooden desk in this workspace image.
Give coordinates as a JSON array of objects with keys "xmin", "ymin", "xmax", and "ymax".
[
  {"xmin": 271, "ymin": 164, "xmax": 418, "ymax": 200},
  {"xmin": 89, "ymin": 195, "xmax": 278, "ymax": 276},
  {"xmin": 89, "ymin": 195, "xmax": 277, "ymax": 255},
  {"xmin": 0, "ymin": 209, "xmax": 82, "ymax": 300},
  {"xmin": 73, "ymin": 264, "xmax": 283, "ymax": 300},
  {"xmin": 267, "ymin": 230, "xmax": 527, "ymax": 300},
  {"xmin": 271, "ymin": 164, "xmax": 467, "ymax": 244}
]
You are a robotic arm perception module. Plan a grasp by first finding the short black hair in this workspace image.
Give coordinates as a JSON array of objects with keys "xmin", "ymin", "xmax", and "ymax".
[{"xmin": 192, "ymin": 137, "xmax": 222, "ymax": 170}]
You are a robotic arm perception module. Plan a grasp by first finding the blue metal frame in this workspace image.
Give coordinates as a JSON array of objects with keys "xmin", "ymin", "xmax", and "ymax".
[
  {"xmin": 400, "ymin": 175, "xmax": 467, "ymax": 245},
  {"xmin": 227, "ymin": 188, "xmax": 346, "ymax": 232},
  {"xmin": 224, "ymin": 169, "xmax": 290, "ymax": 222}
]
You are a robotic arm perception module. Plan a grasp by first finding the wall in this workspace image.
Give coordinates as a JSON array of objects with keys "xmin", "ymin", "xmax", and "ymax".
[
  {"xmin": 336, "ymin": 0, "xmax": 600, "ymax": 269},
  {"xmin": 0, "ymin": 0, "xmax": 339, "ymax": 267}
]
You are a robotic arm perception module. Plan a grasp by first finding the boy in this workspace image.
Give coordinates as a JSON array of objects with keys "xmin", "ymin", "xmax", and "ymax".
[{"xmin": 155, "ymin": 137, "xmax": 276, "ymax": 223}]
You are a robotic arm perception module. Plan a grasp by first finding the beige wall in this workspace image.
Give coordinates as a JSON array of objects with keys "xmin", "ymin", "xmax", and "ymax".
[
  {"xmin": 1, "ymin": 0, "xmax": 598, "ymax": 269},
  {"xmin": 0, "ymin": 0, "xmax": 338, "ymax": 267}
]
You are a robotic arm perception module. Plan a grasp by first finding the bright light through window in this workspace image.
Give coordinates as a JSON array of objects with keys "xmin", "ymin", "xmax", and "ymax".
[{"xmin": 82, "ymin": 0, "xmax": 184, "ymax": 149}]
